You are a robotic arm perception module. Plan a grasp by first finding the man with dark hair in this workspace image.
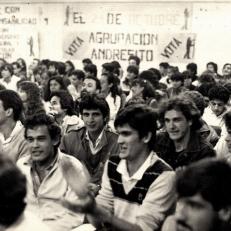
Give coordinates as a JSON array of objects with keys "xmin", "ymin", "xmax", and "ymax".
[
  {"xmin": 159, "ymin": 62, "xmax": 169, "ymax": 78},
  {"xmin": 162, "ymin": 159, "xmax": 231, "ymax": 231},
  {"xmin": 156, "ymin": 97, "xmax": 215, "ymax": 169},
  {"xmin": 202, "ymin": 84, "xmax": 230, "ymax": 132},
  {"xmin": 167, "ymin": 72, "xmax": 187, "ymax": 98},
  {"xmin": 0, "ymin": 155, "xmax": 50, "ymax": 230},
  {"xmin": 84, "ymin": 63, "xmax": 97, "ymax": 78},
  {"xmin": 17, "ymin": 113, "xmax": 86, "ymax": 231},
  {"xmin": 63, "ymin": 104, "xmax": 175, "ymax": 231},
  {"xmin": 82, "ymin": 58, "xmax": 93, "ymax": 68},
  {"xmin": 82, "ymin": 75, "xmax": 101, "ymax": 94},
  {"xmin": 186, "ymin": 62, "xmax": 198, "ymax": 82},
  {"xmin": 102, "ymin": 62, "xmax": 114, "ymax": 75},
  {"xmin": 60, "ymin": 93, "xmax": 119, "ymax": 186},
  {"xmin": 0, "ymin": 90, "xmax": 29, "ymax": 162},
  {"xmin": 128, "ymin": 55, "xmax": 141, "ymax": 67}
]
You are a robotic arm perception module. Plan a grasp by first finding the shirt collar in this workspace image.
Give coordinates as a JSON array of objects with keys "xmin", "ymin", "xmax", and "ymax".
[
  {"xmin": 0, "ymin": 120, "xmax": 23, "ymax": 143},
  {"xmin": 209, "ymin": 105, "xmax": 227, "ymax": 118},
  {"xmin": 117, "ymin": 152, "xmax": 158, "ymax": 181},
  {"xmin": 85, "ymin": 128, "xmax": 105, "ymax": 143}
]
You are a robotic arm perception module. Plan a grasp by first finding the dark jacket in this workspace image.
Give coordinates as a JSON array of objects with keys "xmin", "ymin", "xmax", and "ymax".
[
  {"xmin": 60, "ymin": 126, "xmax": 119, "ymax": 184},
  {"xmin": 155, "ymin": 131, "xmax": 216, "ymax": 170}
]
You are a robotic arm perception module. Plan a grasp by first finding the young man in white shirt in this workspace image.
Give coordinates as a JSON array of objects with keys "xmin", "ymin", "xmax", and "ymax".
[{"xmin": 64, "ymin": 104, "xmax": 176, "ymax": 231}]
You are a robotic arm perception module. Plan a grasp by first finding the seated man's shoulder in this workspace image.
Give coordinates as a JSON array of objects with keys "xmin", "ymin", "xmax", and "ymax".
[
  {"xmin": 16, "ymin": 155, "xmax": 30, "ymax": 168},
  {"xmin": 156, "ymin": 130, "xmax": 168, "ymax": 139},
  {"xmin": 161, "ymin": 215, "xmax": 177, "ymax": 231},
  {"xmin": 59, "ymin": 151, "xmax": 85, "ymax": 169},
  {"xmin": 104, "ymin": 126, "xmax": 118, "ymax": 138},
  {"xmin": 154, "ymin": 155, "xmax": 173, "ymax": 171},
  {"xmin": 155, "ymin": 131, "xmax": 170, "ymax": 148},
  {"xmin": 64, "ymin": 126, "xmax": 86, "ymax": 139}
]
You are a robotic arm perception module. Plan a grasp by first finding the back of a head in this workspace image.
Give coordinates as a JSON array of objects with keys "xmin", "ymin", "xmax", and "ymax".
[
  {"xmin": 0, "ymin": 155, "xmax": 26, "ymax": 226},
  {"xmin": 139, "ymin": 70, "xmax": 159, "ymax": 88},
  {"xmin": 170, "ymin": 72, "xmax": 184, "ymax": 83},
  {"xmin": 159, "ymin": 62, "xmax": 169, "ymax": 69},
  {"xmin": 40, "ymin": 59, "xmax": 50, "ymax": 68},
  {"xmin": 197, "ymin": 82, "xmax": 216, "ymax": 98},
  {"xmin": 180, "ymin": 90, "xmax": 205, "ymax": 115},
  {"xmin": 177, "ymin": 158, "xmax": 231, "ymax": 211},
  {"xmin": 84, "ymin": 64, "xmax": 97, "ymax": 77},
  {"xmin": 127, "ymin": 65, "xmax": 139, "ymax": 75},
  {"xmin": 148, "ymin": 68, "xmax": 161, "ymax": 81},
  {"xmin": 111, "ymin": 61, "xmax": 121, "ymax": 69},
  {"xmin": 186, "ymin": 62, "xmax": 197, "ymax": 74},
  {"xmin": 18, "ymin": 81, "xmax": 41, "ymax": 99},
  {"xmin": 102, "ymin": 62, "xmax": 114, "ymax": 73},
  {"xmin": 208, "ymin": 84, "xmax": 230, "ymax": 104},
  {"xmin": 0, "ymin": 89, "xmax": 23, "ymax": 121},
  {"xmin": 82, "ymin": 58, "xmax": 92, "ymax": 65},
  {"xmin": 114, "ymin": 104, "xmax": 157, "ymax": 150},
  {"xmin": 57, "ymin": 62, "xmax": 66, "ymax": 75},
  {"xmin": 198, "ymin": 71, "xmax": 216, "ymax": 84},
  {"xmin": 71, "ymin": 69, "xmax": 85, "ymax": 81}
]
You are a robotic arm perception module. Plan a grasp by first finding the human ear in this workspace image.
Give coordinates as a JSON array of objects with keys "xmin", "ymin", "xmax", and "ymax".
[
  {"xmin": 6, "ymin": 108, "xmax": 13, "ymax": 117},
  {"xmin": 52, "ymin": 136, "xmax": 60, "ymax": 147},
  {"xmin": 142, "ymin": 132, "xmax": 152, "ymax": 144}
]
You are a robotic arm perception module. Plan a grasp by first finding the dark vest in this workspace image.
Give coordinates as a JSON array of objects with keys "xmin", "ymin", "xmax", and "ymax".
[{"xmin": 108, "ymin": 155, "xmax": 172, "ymax": 205}]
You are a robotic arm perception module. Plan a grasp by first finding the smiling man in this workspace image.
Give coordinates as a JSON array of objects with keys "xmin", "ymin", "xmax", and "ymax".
[
  {"xmin": 17, "ymin": 113, "xmax": 85, "ymax": 231},
  {"xmin": 156, "ymin": 97, "xmax": 215, "ymax": 170},
  {"xmin": 63, "ymin": 104, "xmax": 176, "ymax": 231},
  {"xmin": 60, "ymin": 93, "xmax": 119, "ymax": 187},
  {"xmin": 202, "ymin": 85, "xmax": 230, "ymax": 132}
]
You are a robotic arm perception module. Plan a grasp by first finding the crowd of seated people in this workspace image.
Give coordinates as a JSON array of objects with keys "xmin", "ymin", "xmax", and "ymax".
[{"xmin": 0, "ymin": 56, "xmax": 231, "ymax": 231}]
